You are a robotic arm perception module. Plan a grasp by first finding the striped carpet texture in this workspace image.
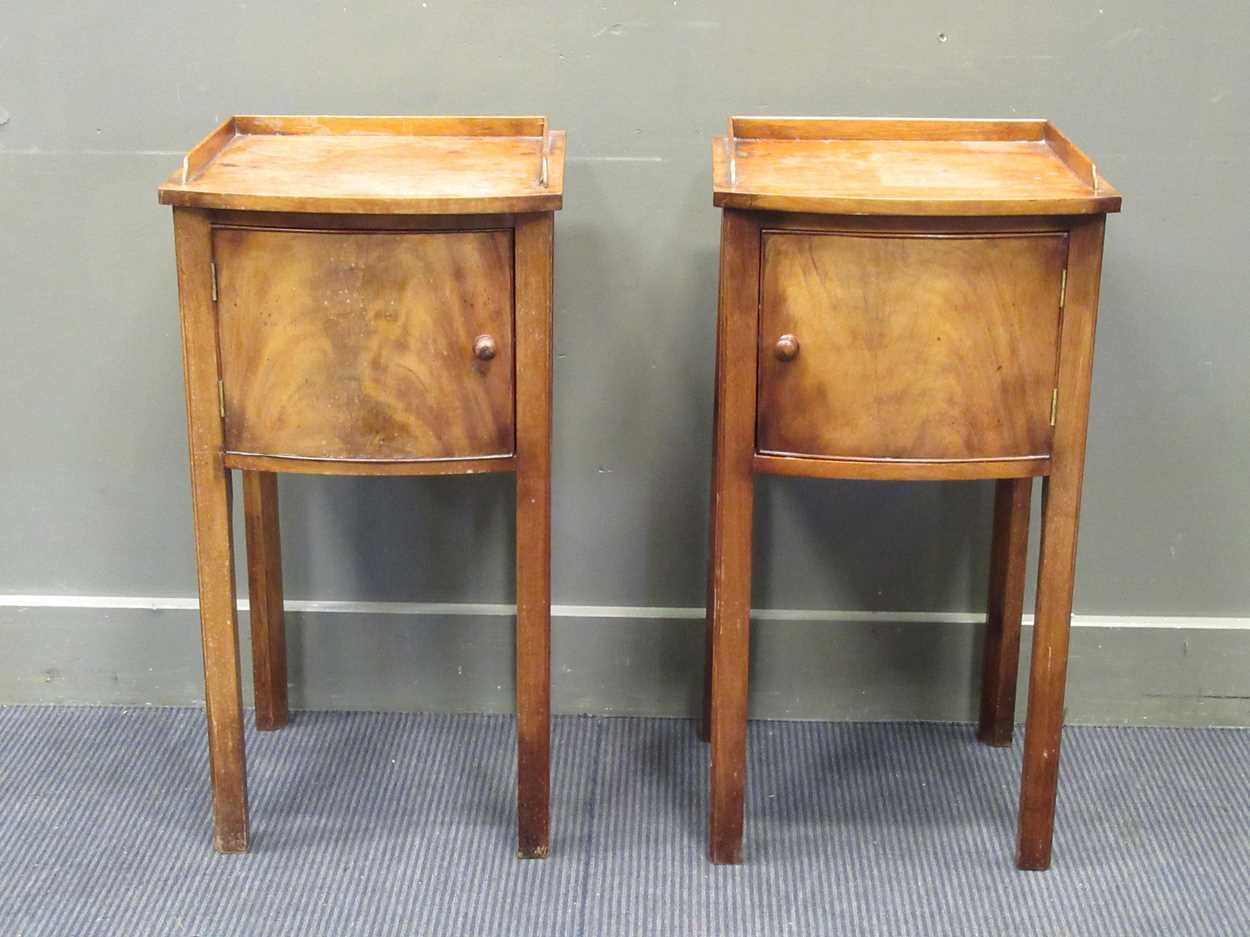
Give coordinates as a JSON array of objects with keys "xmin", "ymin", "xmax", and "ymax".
[{"xmin": 1, "ymin": 707, "xmax": 1246, "ymax": 936}]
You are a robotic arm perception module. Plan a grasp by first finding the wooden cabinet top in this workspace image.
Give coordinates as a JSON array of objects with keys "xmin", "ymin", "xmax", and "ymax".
[
  {"xmin": 158, "ymin": 115, "xmax": 565, "ymax": 215},
  {"xmin": 712, "ymin": 117, "xmax": 1121, "ymax": 216}
]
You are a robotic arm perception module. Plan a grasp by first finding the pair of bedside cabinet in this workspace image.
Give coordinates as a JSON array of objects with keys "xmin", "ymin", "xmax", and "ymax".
[{"xmin": 158, "ymin": 114, "xmax": 1120, "ymax": 870}]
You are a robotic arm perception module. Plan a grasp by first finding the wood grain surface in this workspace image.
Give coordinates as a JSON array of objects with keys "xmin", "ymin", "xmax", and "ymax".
[
  {"xmin": 158, "ymin": 115, "xmax": 565, "ymax": 214},
  {"xmin": 222, "ymin": 452, "xmax": 515, "ymax": 476},
  {"xmin": 1017, "ymin": 217, "xmax": 1107, "ymax": 871},
  {"xmin": 173, "ymin": 207, "xmax": 250, "ymax": 853},
  {"xmin": 707, "ymin": 210, "xmax": 763, "ymax": 865},
  {"xmin": 242, "ymin": 470, "xmax": 287, "ymax": 731},
  {"xmin": 712, "ymin": 118, "xmax": 1120, "ymax": 215},
  {"xmin": 214, "ymin": 227, "xmax": 515, "ymax": 462},
  {"xmin": 514, "ymin": 213, "xmax": 554, "ymax": 859},
  {"xmin": 757, "ymin": 232, "xmax": 1068, "ymax": 462},
  {"xmin": 978, "ymin": 477, "xmax": 1032, "ymax": 747},
  {"xmin": 753, "ymin": 453, "xmax": 1049, "ymax": 481}
]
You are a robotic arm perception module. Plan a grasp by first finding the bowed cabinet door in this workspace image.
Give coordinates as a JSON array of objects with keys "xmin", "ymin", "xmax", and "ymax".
[
  {"xmin": 757, "ymin": 231, "xmax": 1069, "ymax": 465},
  {"xmin": 213, "ymin": 227, "xmax": 515, "ymax": 463}
]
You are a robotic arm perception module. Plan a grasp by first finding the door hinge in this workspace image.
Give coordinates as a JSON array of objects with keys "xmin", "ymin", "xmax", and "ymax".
[
  {"xmin": 1049, "ymin": 388, "xmax": 1058, "ymax": 427},
  {"xmin": 210, "ymin": 262, "xmax": 218, "ymax": 302},
  {"xmin": 1059, "ymin": 268, "xmax": 1067, "ymax": 307},
  {"xmin": 217, "ymin": 380, "xmax": 226, "ymax": 419}
]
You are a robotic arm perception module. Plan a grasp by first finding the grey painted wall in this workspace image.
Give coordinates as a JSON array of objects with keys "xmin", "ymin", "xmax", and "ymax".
[
  {"xmin": 1, "ymin": 3, "xmax": 1248, "ymax": 714},
  {"xmin": 5, "ymin": 604, "xmax": 1249, "ymax": 727}
]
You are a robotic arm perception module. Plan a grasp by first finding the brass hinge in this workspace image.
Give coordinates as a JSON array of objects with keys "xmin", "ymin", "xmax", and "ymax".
[
  {"xmin": 1059, "ymin": 268, "xmax": 1067, "ymax": 307},
  {"xmin": 210, "ymin": 262, "xmax": 218, "ymax": 302},
  {"xmin": 1049, "ymin": 388, "xmax": 1058, "ymax": 427},
  {"xmin": 217, "ymin": 380, "xmax": 226, "ymax": 419}
]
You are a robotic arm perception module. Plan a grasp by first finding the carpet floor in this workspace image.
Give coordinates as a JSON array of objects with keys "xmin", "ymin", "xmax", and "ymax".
[{"xmin": 1, "ymin": 707, "xmax": 1246, "ymax": 936}]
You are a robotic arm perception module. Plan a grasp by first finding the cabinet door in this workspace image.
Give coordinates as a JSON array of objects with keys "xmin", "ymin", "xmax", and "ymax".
[
  {"xmin": 214, "ymin": 227, "xmax": 514, "ymax": 461},
  {"xmin": 757, "ymin": 232, "xmax": 1067, "ymax": 462}
]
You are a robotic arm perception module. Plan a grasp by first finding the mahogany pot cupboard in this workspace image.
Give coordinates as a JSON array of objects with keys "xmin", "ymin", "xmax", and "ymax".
[
  {"xmin": 159, "ymin": 115, "xmax": 563, "ymax": 858},
  {"xmin": 701, "ymin": 117, "xmax": 1120, "ymax": 870},
  {"xmin": 158, "ymin": 113, "xmax": 1122, "ymax": 872}
]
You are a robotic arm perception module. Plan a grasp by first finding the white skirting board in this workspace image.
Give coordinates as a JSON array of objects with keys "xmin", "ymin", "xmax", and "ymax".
[{"xmin": 1, "ymin": 596, "xmax": 1248, "ymax": 726}]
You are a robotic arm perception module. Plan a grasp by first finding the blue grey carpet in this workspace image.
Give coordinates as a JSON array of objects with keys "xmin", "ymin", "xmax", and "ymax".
[{"xmin": 1, "ymin": 707, "xmax": 1246, "ymax": 936}]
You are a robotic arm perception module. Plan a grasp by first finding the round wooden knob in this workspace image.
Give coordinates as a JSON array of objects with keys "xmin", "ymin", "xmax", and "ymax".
[
  {"xmin": 773, "ymin": 334, "xmax": 800, "ymax": 362},
  {"xmin": 473, "ymin": 334, "xmax": 497, "ymax": 361}
]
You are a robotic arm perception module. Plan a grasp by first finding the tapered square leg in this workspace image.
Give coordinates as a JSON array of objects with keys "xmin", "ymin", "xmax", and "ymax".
[
  {"xmin": 1017, "ymin": 474, "xmax": 1078, "ymax": 870},
  {"xmin": 707, "ymin": 472, "xmax": 753, "ymax": 864},
  {"xmin": 978, "ymin": 477, "xmax": 1031, "ymax": 746},
  {"xmin": 707, "ymin": 209, "xmax": 762, "ymax": 865},
  {"xmin": 192, "ymin": 466, "xmax": 249, "ymax": 853},
  {"xmin": 514, "ymin": 212, "xmax": 553, "ymax": 859},
  {"xmin": 174, "ymin": 207, "xmax": 249, "ymax": 853},
  {"xmin": 243, "ymin": 470, "xmax": 288, "ymax": 731},
  {"xmin": 1017, "ymin": 217, "xmax": 1105, "ymax": 870},
  {"xmin": 515, "ymin": 457, "xmax": 551, "ymax": 859},
  {"xmin": 699, "ymin": 324, "xmax": 725, "ymax": 745}
]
